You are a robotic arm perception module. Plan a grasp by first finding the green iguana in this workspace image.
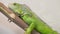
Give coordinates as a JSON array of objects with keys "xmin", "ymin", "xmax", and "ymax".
[{"xmin": 8, "ymin": 3, "xmax": 58, "ymax": 34}]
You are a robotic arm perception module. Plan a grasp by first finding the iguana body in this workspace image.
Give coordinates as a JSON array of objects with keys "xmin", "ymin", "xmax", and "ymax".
[{"xmin": 9, "ymin": 3, "xmax": 58, "ymax": 34}]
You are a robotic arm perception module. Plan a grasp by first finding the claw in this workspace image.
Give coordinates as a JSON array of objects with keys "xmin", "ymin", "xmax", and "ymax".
[
  {"xmin": 8, "ymin": 19, "xmax": 12, "ymax": 22},
  {"xmin": 8, "ymin": 18, "xmax": 13, "ymax": 22}
]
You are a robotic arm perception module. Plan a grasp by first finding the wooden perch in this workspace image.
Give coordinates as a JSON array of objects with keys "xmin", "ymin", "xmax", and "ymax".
[{"xmin": 0, "ymin": 2, "xmax": 39, "ymax": 34}]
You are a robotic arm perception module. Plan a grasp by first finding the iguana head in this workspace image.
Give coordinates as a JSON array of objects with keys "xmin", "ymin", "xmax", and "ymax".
[
  {"xmin": 9, "ymin": 3, "xmax": 23, "ymax": 15},
  {"xmin": 9, "ymin": 3, "xmax": 32, "ymax": 17}
]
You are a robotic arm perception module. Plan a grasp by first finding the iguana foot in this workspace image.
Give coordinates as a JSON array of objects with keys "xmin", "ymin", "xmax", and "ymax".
[{"xmin": 24, "ymin": 31, "xmax": 31, "ymax": 34}]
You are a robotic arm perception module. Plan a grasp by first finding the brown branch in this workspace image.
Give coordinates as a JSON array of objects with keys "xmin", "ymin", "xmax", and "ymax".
[{"xmin": 0, "ymin": 2, "xmax": 39, "ymax": 34}]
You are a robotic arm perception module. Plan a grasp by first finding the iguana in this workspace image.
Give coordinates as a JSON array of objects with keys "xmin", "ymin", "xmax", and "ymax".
[{"xmin": 8, "ymin": 3, "xmax": 58, "ymax": 34}]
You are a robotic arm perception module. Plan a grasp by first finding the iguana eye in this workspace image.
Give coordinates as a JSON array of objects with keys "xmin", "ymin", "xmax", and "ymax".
[{"xmin": 13, "ymin": 3, "xmax": 16, "ymax": 5}]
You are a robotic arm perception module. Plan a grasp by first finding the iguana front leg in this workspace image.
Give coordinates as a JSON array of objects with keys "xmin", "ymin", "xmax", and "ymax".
[{"xmin": 25, "ymin": 23, "xmax": 35, "ymax": 34}]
